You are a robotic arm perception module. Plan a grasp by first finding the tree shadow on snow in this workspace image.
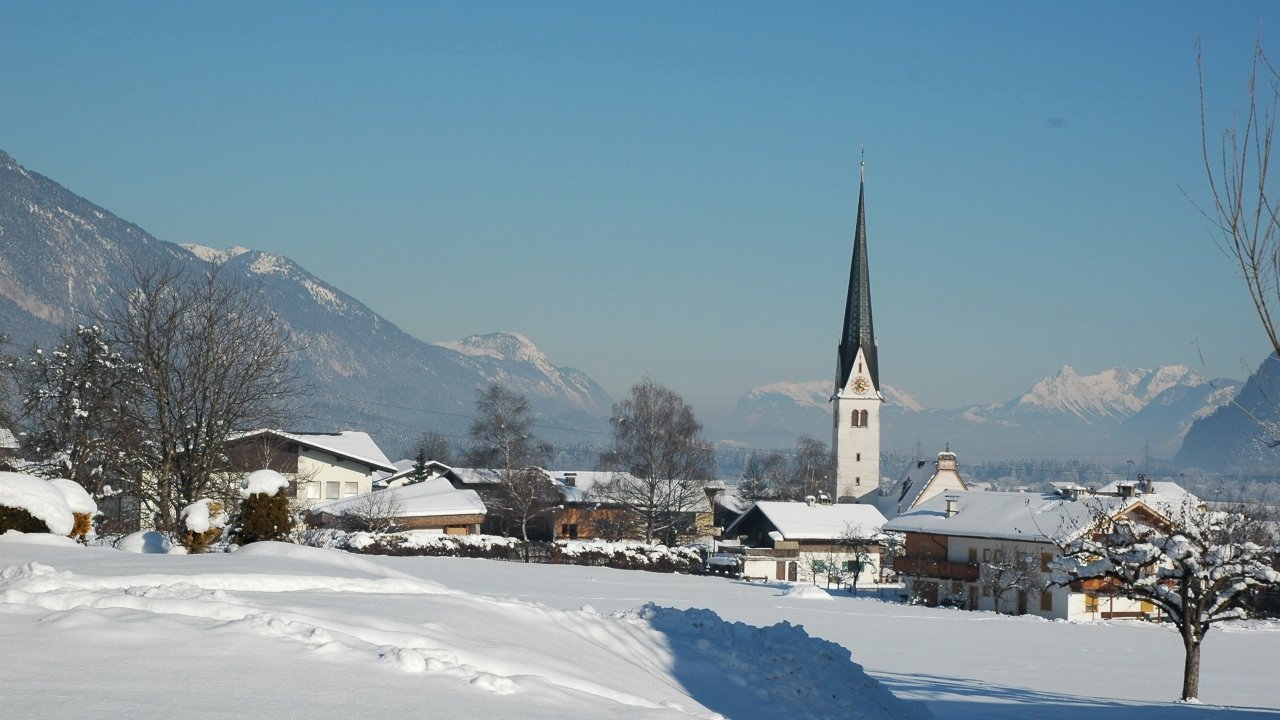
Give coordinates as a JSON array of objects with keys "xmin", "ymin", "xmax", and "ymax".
[{"xmin": 875, "ymin": 671, "xmax": 1280, "ymax": 719}]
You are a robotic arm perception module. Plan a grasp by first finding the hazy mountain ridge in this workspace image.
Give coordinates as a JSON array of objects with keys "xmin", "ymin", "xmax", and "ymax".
[
  {"xmin": 1175, "ymin": 354, "xmax": 1280, "ymax": 471},
  {"xmin": 0, "ymin": 149, "xmax": 610, "ymax": 455},
  {"xmin": 723, "ymin": 365, "xmax": 1240, "ymax": 462}
]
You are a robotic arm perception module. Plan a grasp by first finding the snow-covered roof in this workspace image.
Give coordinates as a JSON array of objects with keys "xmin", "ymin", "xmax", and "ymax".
[
  {"xmin": 0, "ymin": 427, "xmax": 18, "ymax": 450},
  {"xmin": 313, "ymin": 477, "xmax": 486, "ymax": 518},
  {"xmin": 728, "ymin": 501, "xmax": 888, "ymax": 541},
  {"xmin": 231, "ymin": 429, "xmax": 396, "ymax": 473},
  {"xmin": 872, "ymin": 453, "xmax": 969, "ymax": 519},
  {"xmin": 883, "ymin": 491, "xmax": 1143, "ymax": 544}
]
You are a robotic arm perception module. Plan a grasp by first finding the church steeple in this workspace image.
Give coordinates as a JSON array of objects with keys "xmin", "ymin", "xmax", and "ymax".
[{"xmin": 837, "ymin": 163, "xmax": 877, "ymax": 391}]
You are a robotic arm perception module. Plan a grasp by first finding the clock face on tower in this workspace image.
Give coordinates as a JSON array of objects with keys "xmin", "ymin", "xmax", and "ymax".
[{"xmin": 852, "ymin": 376, "xmax": 870, "ymax": 394}]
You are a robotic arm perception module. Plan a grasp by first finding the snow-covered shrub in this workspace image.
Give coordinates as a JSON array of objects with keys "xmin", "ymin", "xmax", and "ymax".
[
  {"xmin": 0, "ymin": 472, "xmax": 75, "ymax": 536},
  {"xmin": 179, "ymin": 498, "xmax": 227, "ymax": 553},
  {"xmin": 551, "ymin": 539, "xmax": 703, "ymax": 573},
  {"xmin": 49, "ymin": 478, "xmax": 97, "ymax": 542},
  {"xmin": 230, "ymin": 470, "xmax": 294, "ymax": 545}
]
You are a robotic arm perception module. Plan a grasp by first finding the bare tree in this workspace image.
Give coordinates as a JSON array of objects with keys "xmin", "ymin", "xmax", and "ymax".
[
  {"xmin": 839, "ymin": 523, "xmax": 883, "ymax": 593},
  {"xmin": 104, "ymin": 262, "xmax": 302, "ymax": 531},
  {"xmin": 412, "ymin": 431, "xmax": 455, "ymax": 466},
  {"xmin": 1054, "ymin": 497, "xmax": 1279, "ymax": 701},
  {"xmin": 463, "ymin": 383, "xmax": 554, "ymax": 541},
  {"xmin": 738, "ymin": 453, "xmax": 772, "ymax": 502},
  {"xmin": 776, "ymin": 435, "xmax": 834, "ymax": 502},
  {"xmin": 1198, "ymin": 39, "xmax": 1280, "ymax": 361},
  {"xmin": 595, "ymin": 378, "xmax": 716, "ymax": 545},
  {"xmin": 978, "ymin": 543, "xmax": 1043, "ymax": 615},
  {"xmin": 342, "ymin": 490, "xmax": 406, "ymax": 534},
  {"xmin": 18, "ymin": 325, "xmax": 135, "ymax": 498}
]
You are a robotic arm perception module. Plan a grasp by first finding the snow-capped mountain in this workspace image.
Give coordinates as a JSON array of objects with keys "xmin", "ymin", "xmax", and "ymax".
[
  {"xmin": 720, "ymin": 365, "xmax": 1239, "ymax": 461},
  {"xmin": 0, "ymin": 149, "xmax": 610, "ymax": 453}
]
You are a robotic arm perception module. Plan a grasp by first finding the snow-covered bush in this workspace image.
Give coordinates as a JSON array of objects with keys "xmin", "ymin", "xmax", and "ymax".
[
  {"xmin": 179, "ymin": 498, "xmax": 227, "ymax": 553},
  {"xmin": 49, "ymin": 478, "xmax": 97, "ymax": 542},
  {"xmin": 306, "ymin": 530, "xmax": 704, "ymax": 573},
  {"xmin": 230, "ymin": 470, "xmax": 294, "ymax": 545},
  {"xmin": 0, "ymin": 472, "xmax": 75, "ymax": 536}
]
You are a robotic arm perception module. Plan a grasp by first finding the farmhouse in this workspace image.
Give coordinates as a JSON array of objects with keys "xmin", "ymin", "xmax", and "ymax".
[
  {"xmin": 872, "ymin": 450, "xmax": 969, "ymax": 519},
  {"xmin": 883, "ymin": 487, "xmax": 1186, "ymax": 620},
  {"xmin": 723, "ymin": 499, "xmax": 888, "ymax": 586}
]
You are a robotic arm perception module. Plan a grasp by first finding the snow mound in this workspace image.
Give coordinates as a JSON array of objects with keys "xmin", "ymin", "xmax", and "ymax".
[
  {"xmin": 619, "ymin": 604, "xmax": 934, "ymax": 720},
  {"xmin": 241, "ymin": 469, "xmax": 290, "ymax": 498},
  {"xmin": 0, "ymin": 472, "xmax": 74, "ymax": 535},
  {"xmin": 117, "ymin": 531, "xmax": 179, "ymax": 554},
  {"xmin": 781, "ymin": 583, "xmax": 836, "ymax": 600},
  {"xmin": 0, "ymin": 530, "xmax": 80, "ymax": 547}
]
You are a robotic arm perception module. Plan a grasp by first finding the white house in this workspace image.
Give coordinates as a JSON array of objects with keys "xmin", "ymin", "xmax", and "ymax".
[
  {"xmin": 873, "ymin": 450, "xmax": 969, "ymax": 519},
  {"xmin": 723, "ymin": 500, "xmax": 889, "ymax": 586},
  {"xmin": 309, "ymin": 476, "xmax": 487, "ymax": 534},
  {"xmin": 225, "ymin": 429, "xmax": 397, "ymax": 507},
  {"xmin": 883, "ymin": 487, "xmax": 1188, "ymax": 620}
]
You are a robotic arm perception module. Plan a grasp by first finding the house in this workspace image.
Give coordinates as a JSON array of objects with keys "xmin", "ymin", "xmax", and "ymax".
[
  {"xmin": 872, "ymin": 450, "xmax": 969, "ymax": 519},
  {"xmin": 723, "ymin": 499, "xmax": 889, "ymax": 586},
  {"xmin": 0, "ymin": 427, "xmax": 19, "ymax": 464},
  {"xmin": 882, "ymin": 486, "xmax": 1187, "ymax": 620},
  {"xmin": 224, "ymin": 429, "xmax": 397, "ymax": 507},
  {"xmin": 308, "ymin": 476, "xmax": 486, "ymax": 535},
  {"xmin": 546, "ymin": 470, "xmax": 724, "ymax": 543}
]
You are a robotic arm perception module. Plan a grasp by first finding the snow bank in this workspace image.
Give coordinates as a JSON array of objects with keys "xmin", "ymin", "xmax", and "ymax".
[
  {"xmin": 0, "ymin": 472, "xmax": 74, "ymax": 535},
  {"xmin": 620, "ymin": 603, "xmax": 934, "ymax": 720},
  {"xmin": 241, "ymin": 469, "xmax": 289, "ymax": 498},
  {"xmin": 117, "ymin": 531, "xmax": 180, "ymax": 554},
  {"xmin": 181, "ymin": 499, "xmax": 227, "ymax": 534},
  {"xmin": 48, "ymin": 479, "xmax": 96, "ymax": 516},
  {"xmin": 782, "ymin": 582, "xmax": 836, "ymax": 600},
  {"xmin": 0, "ymin": 530, "xmax": 80, "ymax": 547}
]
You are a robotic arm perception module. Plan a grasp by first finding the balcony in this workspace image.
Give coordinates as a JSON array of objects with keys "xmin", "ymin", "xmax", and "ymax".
[{"xmin": 894, "ymin": 556, "xmax": 979, "ymax": 582}]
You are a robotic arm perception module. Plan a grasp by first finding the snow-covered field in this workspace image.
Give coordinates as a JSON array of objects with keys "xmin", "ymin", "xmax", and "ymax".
[{"xmin": 1, "ymin": 534, "xmax": 1277, "ymax": 720}]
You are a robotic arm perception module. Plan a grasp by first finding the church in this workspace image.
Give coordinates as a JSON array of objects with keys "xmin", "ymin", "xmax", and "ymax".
[{"xmin": 832, "ymin": 162, "xmax": 882, "ymax": 502}]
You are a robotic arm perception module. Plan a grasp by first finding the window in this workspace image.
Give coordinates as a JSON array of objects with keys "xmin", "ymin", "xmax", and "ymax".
[
  {"xmin": 994, "ymin": 549, "xmax": 1005, "ymax": 563},
  {"xmin": 324, "ymin": 481, "xmax": 340, "ymax": 499},
  {"xmin": 860, "ymin": 410, "xmax": 869, "ymax": 427},
  {"xmin": 561, "ymin": 523, "xmax": 579, "ymax": 539},
  {"xmin": 856, "ymin": 453, "xmax": 861, "ymax": 462},
  {"xmin": 343, "ymin": 482, "xmax": 359, "ymax": 497},
  {"xmin": 855, "ymin": 477, "xmax": 861, "ymax": 485},
  {"xmin": 982, "ymin": 585, "xmax": 991, "ymax": 597},
  {"xmin": 1085, "ymin": 595, "xmax": 1099, "ymax": 613},
  {"xmin": 1040, "ymin": 553, "xmax": 1053, "ymax": 572},
  {"xmin": 1040, "ymin": 591, "xmax": 1054, "ymax": 612},
  {"xmin": 982, "ymin": 548, "xmax": 992, "ymax": 562},
  {"xmin": 967, "ymin": 548, "xmax": 978, "ymax": 563},
  {"xmin": 851, "ymin": 411, "xmax": 861, "ymax": 428}
]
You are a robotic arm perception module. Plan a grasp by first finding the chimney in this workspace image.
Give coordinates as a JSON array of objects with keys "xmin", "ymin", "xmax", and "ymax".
[
  {"xmin": 1117, "ymin": 483, "xmax": 1134, "ymax": 499},
  {"xmin": 563, "ymin": 472, "xmax": 577, "ymax": 488},
  {"xmin": 944, "ymin": 495, "xmax": 959, "ymax": 518}
]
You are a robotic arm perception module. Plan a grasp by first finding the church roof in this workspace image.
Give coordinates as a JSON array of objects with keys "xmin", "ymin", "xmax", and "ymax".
[{"xmin": 838, "ymin": 170, "xmax": 878, "ymax": 390}]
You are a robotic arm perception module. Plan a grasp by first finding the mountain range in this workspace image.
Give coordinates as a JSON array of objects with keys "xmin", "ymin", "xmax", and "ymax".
[
  {"xmin": 1, "ymin": 148, "xmax": 1272, "ymax": 471},
  {"xmin": 0, "ymin": 150, "xmax": 610, "ymax": 457},
  {"xmin": 719, "ymin": 365, "xmax": 1243, "ymax": 465}
]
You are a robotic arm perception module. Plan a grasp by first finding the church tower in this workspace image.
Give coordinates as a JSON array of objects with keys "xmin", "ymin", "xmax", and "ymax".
[{"xmin": 833, "ymin": 162, "xmax": 881, "ymax": 502}]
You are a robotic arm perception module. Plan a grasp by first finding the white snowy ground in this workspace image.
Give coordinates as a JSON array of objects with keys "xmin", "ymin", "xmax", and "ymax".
[{"xmin": 1, "ymin": 534, "xmax": 1277, "ymax": 720}]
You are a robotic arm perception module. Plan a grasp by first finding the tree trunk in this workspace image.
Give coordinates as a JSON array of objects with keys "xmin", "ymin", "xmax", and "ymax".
[{"xmin": 1181, "ymin": 627, "xmax": 1201, "ymax": 701}]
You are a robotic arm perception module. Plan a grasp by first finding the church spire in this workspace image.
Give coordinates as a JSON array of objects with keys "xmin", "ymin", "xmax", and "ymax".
[{"xmin": 837, "ymin": 161, "xmax": 877, "ymax": 391}]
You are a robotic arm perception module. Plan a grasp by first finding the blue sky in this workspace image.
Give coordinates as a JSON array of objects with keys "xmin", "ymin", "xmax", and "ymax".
[{"xmin": 2, "ymin": 2, "xmax": 1277, "ymax": 418}]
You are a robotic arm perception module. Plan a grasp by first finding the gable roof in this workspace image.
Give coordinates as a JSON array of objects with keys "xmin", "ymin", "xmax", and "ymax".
[
  {"xmin": 882, "ymin": 491, "xmax": 1159, "ymax": 545},
  {"xmin": 312, "ymin": 477, "xmax": 486, "ymax": 519},
  {"xmin": 230, "ymin": 429, "xmax": 396, "ymax": 473},
  {"xmin": 726, "ymin": 501, "xmax": 888, "ymax": 541}
]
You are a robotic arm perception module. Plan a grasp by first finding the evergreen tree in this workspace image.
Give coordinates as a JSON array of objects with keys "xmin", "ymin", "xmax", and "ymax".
[{"xmin": 231, "ymin": 490, "xmax": 294, "ymax": 544}]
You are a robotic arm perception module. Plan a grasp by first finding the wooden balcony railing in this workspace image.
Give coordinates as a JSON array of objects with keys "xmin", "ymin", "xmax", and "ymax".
[{"xmin": 893, "ymin": 557, "xmax": 979, "ymax": 581}]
